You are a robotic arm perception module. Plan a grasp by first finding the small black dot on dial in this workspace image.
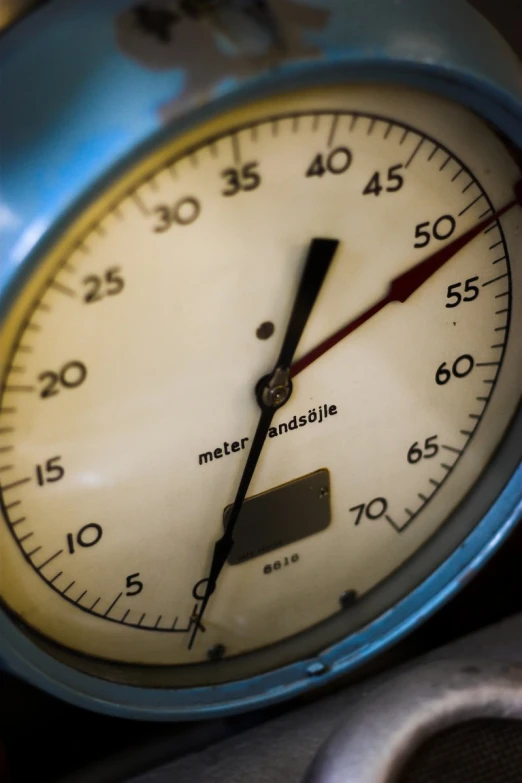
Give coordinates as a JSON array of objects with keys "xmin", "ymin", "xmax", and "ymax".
[
  {"xmin": 256, "ymin": 321, "xmax": 275, "ymax": 340},
  {"xmin": 207, "ymin": 643, "xmax": 226, "ymax": 661},
  {"xmin": 339, "ymin": 590, "xmax": 358, "ymax": 609}
]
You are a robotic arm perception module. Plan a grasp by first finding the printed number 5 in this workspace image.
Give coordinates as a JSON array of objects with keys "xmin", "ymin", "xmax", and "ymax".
[{"xmin": 125, "ymin": 573, "xmax": 143, "ymax": 596}]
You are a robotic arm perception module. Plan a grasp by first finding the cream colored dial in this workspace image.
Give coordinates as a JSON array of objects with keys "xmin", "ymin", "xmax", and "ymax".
[{"xmin": 1, "ymin": 85, "xmax": 521, "ymax": 668}]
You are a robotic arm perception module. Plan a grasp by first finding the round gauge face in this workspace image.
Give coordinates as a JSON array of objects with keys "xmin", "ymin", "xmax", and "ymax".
[{"xmin": 1, "ymin": 84, "xmax": 521, "ymax": 676}]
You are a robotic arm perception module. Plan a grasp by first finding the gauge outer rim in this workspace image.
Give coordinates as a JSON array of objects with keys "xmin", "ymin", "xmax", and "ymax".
[{"xmin": 0, "ymin": 0, "xmax": 521, "ymax": 719}]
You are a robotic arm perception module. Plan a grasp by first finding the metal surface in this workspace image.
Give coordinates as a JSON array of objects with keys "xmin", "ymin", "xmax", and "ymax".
[
  {"xmin": 0, "ymin": 0, "xmax": 521, "ymax": 720},
  {"xmin": 305, "ymin": 659, "xmax": 522, "ymax": 783},
  {"xmin": 126, "ymin": 613, "xmax": 522, "ymax": 782}
]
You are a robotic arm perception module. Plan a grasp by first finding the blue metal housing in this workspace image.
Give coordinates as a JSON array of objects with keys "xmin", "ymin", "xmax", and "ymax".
[{"xmin": 0, "ymin": 0, "xmax": 521, "ymax": 719}]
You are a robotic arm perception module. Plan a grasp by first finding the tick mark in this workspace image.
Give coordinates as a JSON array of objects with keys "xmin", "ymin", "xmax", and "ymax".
[
  {"xmin": 441, "ymin": 444, "xmax": 462, "ymax": 454},
  {"xmin": 429, "ymin": 478, "xmax": 440, "ymax": 487},
  {"xmin": 90, "ymin": 597, "xmax": 101, "ymax": 611},
  {"xmin": 138, "ymin": 613, "xmax": 146, "ymax": 626},
  {"xmin": 50, "ymin": 571, "xmax": 63, "ymax": 585},
  {"xmin": 451, "ymin": 168, "xmax": 463, "ymax": 181},
  {"xmin": 440, "ymin": 463, "xmax": 452, "ymax": 471},
  {"xmin": 458, "ymin": 194, "xmax": 485, "ymax": 216},
  {"xmin": 75, "ymin": 240, "xmax": 90, "ymax": 255},
  {"xmin": 37, "ymin": 549, "xmax": 63, "ymax": 570},
  {"xmin": 405, "ymin": 137, "xmax": 424, "ymax": 167},
  {"xmin": 76, "ymin": 590, "xmax": 87, "ymax": 604},
  {"xmin": 5, "ymin": 500, "xmax": 21, "ymax": 510},
  {"xmin": 49, "ymin": 280, "xmax": 76, "ymax": 298},
  {"xmin": 384, "ymin": 514, "xmax": 401, "ymax": 532},
  {"xmin": 121, "ymin": 609, "xmax": 131, "ymax": 623},
  {"xmin": 231, "ymin": 133, "xmax": 240, "ymax": 166},
  {"xmin": 482, "ymin": 273, "xmax": 508, "ymax": 287},
  {"xmin": 154, "ymin": 615, "xmax": 163, "ymax": 629},
  {"xmin": 328, "ymin": 114, "xmax": 339, "ymax": 146},
  {"xmin": 460, "ymin": 429, "xmax": 472, "ymax": 436},
  {"xmin": 476, "ymin": 361, "xmax": 500, "ymax": 366},
  {"xmin": 492, "ymin": 256, "xmax": 507, "ymax": 265},
  {"xmin": 2, "ymin": 385, "xmax": 34, "ymax": 393},
  {"xmin": 439, "ymin": 154, "xmax": 451, "ymax": 171},
  {"xmin": 2, "ymin": 476, "xmax": 31, "ymax": 491},
  {"xmin": 63, "ymin": 580, "xmax": 76, "ymax": 596},
  {"xmin": 105, "ymin": 592, "xmax": 123, "ymax": 616},
  {"xmin": 132, "ymin": 192, "xmax": 149, "ymax": 215}
]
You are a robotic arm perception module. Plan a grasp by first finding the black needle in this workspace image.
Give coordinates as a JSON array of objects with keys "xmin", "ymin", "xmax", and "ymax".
[{"xmin": 188, "ymin": 237, "xmax": 339, "ymax": 650}]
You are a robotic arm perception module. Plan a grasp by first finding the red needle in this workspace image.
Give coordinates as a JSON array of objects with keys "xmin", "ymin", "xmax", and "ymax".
[{"xmin": 291, "ymin": 179, "xmax": 522, "ymax": 379}]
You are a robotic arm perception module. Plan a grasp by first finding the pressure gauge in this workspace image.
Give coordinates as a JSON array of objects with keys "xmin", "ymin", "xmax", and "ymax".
[{"xmin": 1, "ymin": 0, "xmax": 521, "ymax": 720}]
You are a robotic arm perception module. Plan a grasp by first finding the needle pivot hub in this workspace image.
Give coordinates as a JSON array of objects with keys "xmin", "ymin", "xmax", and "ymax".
[{"xmin": 258, "ymin": 366, "xmax": 292, "ymax": 410}]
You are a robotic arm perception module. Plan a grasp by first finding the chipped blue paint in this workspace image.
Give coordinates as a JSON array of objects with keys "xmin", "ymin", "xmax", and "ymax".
[
  {"xmin": 0, "ymin": 0, "xmax": 521, "ymax": 719},
  {"xmin": 0, "ymin": 0, "xmax": 185, "ymax": 294}
]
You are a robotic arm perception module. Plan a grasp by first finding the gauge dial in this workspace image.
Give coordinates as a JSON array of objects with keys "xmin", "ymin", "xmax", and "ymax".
[{"xmin": 1, "ymin": 85, "xmax": 521, "ymax": 673}]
